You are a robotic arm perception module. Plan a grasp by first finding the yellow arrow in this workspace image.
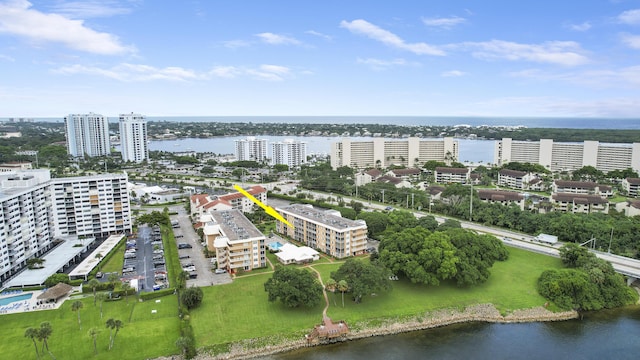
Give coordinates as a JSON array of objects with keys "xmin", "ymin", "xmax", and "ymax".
[{"xmin": 233, "ymin": 184, "xmax": 294, "ymax": 228}]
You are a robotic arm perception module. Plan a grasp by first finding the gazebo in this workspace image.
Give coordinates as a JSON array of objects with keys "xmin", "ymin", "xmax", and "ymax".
[{"xmin": 37, "ymin": 283, "xmax": 73, "ymax": 303}]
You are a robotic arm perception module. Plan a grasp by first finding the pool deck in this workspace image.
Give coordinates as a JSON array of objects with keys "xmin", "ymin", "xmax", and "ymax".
[{"xmin": 0, "ymin": 288, "xmax": 76, "ymax": 315}]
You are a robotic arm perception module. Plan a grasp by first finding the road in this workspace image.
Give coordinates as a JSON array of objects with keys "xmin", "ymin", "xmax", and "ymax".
[{"xmin": 300, "ymin": 189, "xmax": 640, "ymax": 279}]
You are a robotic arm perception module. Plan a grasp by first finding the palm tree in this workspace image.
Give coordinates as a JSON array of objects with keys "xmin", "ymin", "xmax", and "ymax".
[
  {"xmin": 25, "ymin": 327, "xmax": 40, "ymax": 359},
  {"xmin": 71, "ymin": 300, "xmax": 84, "ymax": 329},
  {"xmin": 112, "ymin": 319, "xmax": 123, "ymax": 349},
  {"xmin": 107, "ymin": 273, "xmax": 120, "ymax": 290},
  {"xmin": 95, "ymin": 252, "xmax": 103, "ymax": 270},
  {"xmin": 325, "ymin": 278, "xmax": 337, "ymax": 306},
  {"xmin": 337, "ymin": 280, "xmax": 349, "ymax": 308},
  {"xmin": 121, "ymin": 282, "xmax": 132, "ymax": 305},
  {"xmin": 38, "ymin": 321, "xmax": 52, "ymax": 354},
  {"xmin": 96, "ymin": 293, "xmax": 108, "ymax": 318},
  {"xmin": 88, "ymin": 328, "xmax": 99, "ymax": 355},
  {"xmin": 105, "ymin": 318, "xmax": 115, "ymax": 350},
  {"xmin": 87, "ymin": 278, "xmax": 101, "ymax": 306}
]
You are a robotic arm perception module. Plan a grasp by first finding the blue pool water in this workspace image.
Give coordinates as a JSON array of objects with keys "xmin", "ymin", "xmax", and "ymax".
[
  {"xmin": 268, "ymin": 242, "xmax": 284, "ymax": 250},
  {"xmin": 0, "ymin": 293, "xmax": 32, "ymax": 306}
]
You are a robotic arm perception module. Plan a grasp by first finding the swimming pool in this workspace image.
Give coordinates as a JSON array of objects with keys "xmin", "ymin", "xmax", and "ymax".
[{"xmin": 0, "ymin": 293, "xmax": 32, "ymax": 306}]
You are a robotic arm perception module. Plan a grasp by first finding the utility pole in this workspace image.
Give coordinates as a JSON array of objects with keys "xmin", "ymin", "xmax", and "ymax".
[
  {"xmin": 381, "ymin": 189, "xmax": 385, "ymax": 204},
  {"xmin": 411, "ymin": 193, "xmax": 415, "ymax": 209},
  {"xmin": 608, "ymin": 228, "xmax": 613, "ymax": 253},
  {"xmin": 469, "ymin": 183, "xmax": 473, "ymax": 221}
]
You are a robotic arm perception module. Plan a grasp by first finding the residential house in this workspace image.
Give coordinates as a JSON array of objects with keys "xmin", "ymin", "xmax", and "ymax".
[{"xmin": 190, "ymin": 185, "xmax": 267, "ymax": 218}]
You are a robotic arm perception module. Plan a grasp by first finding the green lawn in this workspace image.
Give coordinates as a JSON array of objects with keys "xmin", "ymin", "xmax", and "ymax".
[
  {"xmin": 100, "ymin": 240, "xmax": 125, "ymax": 275},
  {"xmin": 3, "ymin": 294, "xmax": 181, "ymax": 360},
  {"xmin": 2, "ymin": 247, "xmax": 564, "ymax": 359},
  {"xmin": 191, "ymin": 247, "xmax": 563, "ymax": 349}
]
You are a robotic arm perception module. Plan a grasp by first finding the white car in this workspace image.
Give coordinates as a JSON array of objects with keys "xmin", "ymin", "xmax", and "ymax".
[{"xmin": 215, "ymin": 268, "xmax": 226, "ymax": 274}]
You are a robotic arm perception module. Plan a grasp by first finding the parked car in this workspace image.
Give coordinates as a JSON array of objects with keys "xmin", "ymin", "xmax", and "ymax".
[
  {"xmin": 179, "ymin": 255, "xmax": 190, "ymax": 259},
  {"xmin": 178, "ymin": 243, "xmax": 192, "ymax": 249},
  {"xmin": 215, "ymin": 268, "xmax": 227, "ymax": 274},
  {"xmin": 189, "ymin": 272, "xmax": 198, "ymax": 279},
  {"xmin": 96, "ymin": 272, "xmax": 103, "ymax": 278}
]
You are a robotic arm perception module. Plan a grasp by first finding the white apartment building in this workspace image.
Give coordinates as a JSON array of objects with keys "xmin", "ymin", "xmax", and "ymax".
[
  {"xmin": 64, "ymin": 113, "xmax": 111, "ymax": 158},
  {"xmin": 0, "ymin": 170, "xmax": 55, "ymax": 283},
  {"xmin": 50, "ymin": 173, "xmax": 132, "ymax": 238},
  {"xmin": 270, "ymin": 139, "xmax": 307, "ymax": 167},
  {"xmin": 498, "ymin": 169, "xmax": 534, "ymax": 189},
  {"xmin": 234, "ymin": 136, "xmax": 268, "ymax": 162},
  {"xmin": 0, "ymin": 170, "xmax": 131, "ymax": 285},
  {"xmin": 494, "ymin": 138, "xmax": 640, "ymax": 173},
  {"xmin": 434, "ymin": 167, "xmax": 470, "ymax": 184},
  {"xmin": 330, "ymin": 137, "xmax": 458, "ymax": 170},
  {"xmin": 203, "ymin": 210, "xmax": 266, "ymax": 273},
  {"xmin": 275, "ymin": 204, "xmax": 368, "ymax": 259},
  {"xmin": 622, "ymin": 178, "xmax": 640, "ymax": 197},
  {"xmin": 119, "ymin": 113, "xmax": 148, "ymax": 163}
]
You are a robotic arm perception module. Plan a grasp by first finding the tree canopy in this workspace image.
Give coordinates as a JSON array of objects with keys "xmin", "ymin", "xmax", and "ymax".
[
  {"xmin": 330, "ymin": 258, "xmax": 392, "ymax": 303},
  {"xmin": 180, "ymin": 287, "xmax": 204, "ymax": 310},
  {"xmin": 264, "ymin": 266, "xmax": 323, "ymax": 308}
]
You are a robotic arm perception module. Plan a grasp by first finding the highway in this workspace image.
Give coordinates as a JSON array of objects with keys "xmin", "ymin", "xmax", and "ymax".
[{"xmin": 300, "ymin": 189, "xmax": 640, "ymax": 280}]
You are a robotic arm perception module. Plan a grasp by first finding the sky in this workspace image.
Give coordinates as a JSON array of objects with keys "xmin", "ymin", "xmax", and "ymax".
[{"xmin": 2, "ymin": 0, "xmax": 640, "ymax": 118}]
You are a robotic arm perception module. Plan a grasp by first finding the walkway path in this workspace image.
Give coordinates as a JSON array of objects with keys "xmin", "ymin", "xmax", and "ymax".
[{"xmin": 307, "ymin": 265, "xmax": 329, "ymax": 318}]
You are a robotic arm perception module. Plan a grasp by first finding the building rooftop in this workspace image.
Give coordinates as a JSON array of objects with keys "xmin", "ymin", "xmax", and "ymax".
[
  {"xmin": 499, "ymin": 169, "xmax": 527, "ymax": 177},
  {"xmin": 277, "ymin": 204, "xmax": 366, "ymax": 230},
  {"xmin": 552, "ymin": 192, "xmax": 608, "ymax": 204},
  {"xmin": 478, "ymin": 189, "xmax": 524, "ymax": 201},
  {"xmin": 435, "ymin": 167, "xmax": 468, "ymax": 174},
  {"xmin": 210, "ymin": 209, "xmax": 264, "ymax": 241},
  {"xmin": 554, "ymin": 180, "xmax": 598, "ymax": 189}
]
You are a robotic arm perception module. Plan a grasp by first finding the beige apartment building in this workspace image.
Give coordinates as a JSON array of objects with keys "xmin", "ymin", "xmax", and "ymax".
[
  {"xmin": 202, "ymin": 210, "xmax": 266, "ymax": 273},
  {"xmin": 275, "ymin": 204, "xmax": 367, "ymax": 259},
  {"xmin": 331, "ymin": 137, "xmax": 458, "ymax": 170},
  {"xmin": 494, "ymin": 138, "xmax": 640, "ymax": 173}
]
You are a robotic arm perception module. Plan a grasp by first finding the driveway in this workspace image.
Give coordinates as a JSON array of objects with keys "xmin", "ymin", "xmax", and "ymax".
[{"xmin": 169, "ymin": 205, "xmax": 231, "ymax": 286}]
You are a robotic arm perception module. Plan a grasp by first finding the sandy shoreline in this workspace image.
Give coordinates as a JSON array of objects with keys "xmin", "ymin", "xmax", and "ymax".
[{"xmin": 180, "ymin": 304, "xmax": 578, "ymax": 360}]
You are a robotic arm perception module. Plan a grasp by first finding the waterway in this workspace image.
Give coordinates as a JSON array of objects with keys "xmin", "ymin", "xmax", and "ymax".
[{"xmin": 269, "ymin": 307, "xmax": 640, "ymax": 360}]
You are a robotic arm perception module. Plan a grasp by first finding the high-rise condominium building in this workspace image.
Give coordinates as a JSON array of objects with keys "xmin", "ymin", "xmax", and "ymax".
[
  {"xmin": 64, "ymin": 113, "xmax": 111, "ymax": 158},
  {"xmin": 494, "ymin": 138, "xmax": 640, "ymax": 173},
  {"xmin": 0, "ymin": 170, "xmax": 131, "ymax": 284},
  {"xmin": 330, "ymin": 137, "xmax": 458, "ymax": 170},
  {"xmin": 234, "ymin": 137, "xmax": 268, "ymax": 162},
  {"xmin": 271, "ymin": 139, "xmax": 307, "ymax": 167},
  {"xmin": 119, "ymin": 113, "xmax": 148, "ymax": 163},
  {"xmin": 50, "ymin": 173, "xmax": 131, "ymax": 238}
]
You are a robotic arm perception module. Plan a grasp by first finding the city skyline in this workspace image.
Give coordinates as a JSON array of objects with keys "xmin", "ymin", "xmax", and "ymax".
[{"xmin": 1, "ymin": 1, "xmax": 640, "ymax": 117}]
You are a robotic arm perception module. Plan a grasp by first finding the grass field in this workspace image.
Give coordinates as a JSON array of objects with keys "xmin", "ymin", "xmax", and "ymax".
[
  {"xmin": 2, "ymin": 294, "xmax": 181, "ymax": 360},
  {"xmin": 1, "ymin": 246, "xmax": 563, "ymax": 359},
  {"xmin": 191, "ymin": 247, "xmax": 563, "ymax": 348}
]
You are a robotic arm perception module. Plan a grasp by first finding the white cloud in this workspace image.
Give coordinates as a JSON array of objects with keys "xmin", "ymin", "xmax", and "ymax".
[
  {"xmin": 53, "ymin": 63, "xmax": 200, "ymax": 81},
  {"xmin": 53, "ymin": 62, "xmax": 294, "ymax": 82},
  {"xmin": 441, "ymin": 70, "xmax": 466, "ymax": 77},
  {"xmin": 618, "ymin": 9, "xmax": 640, "ymax": 25},
  {"xmin": 422, "ymin": 16, "xmax": 466, "ymax": 29},
  {"xmin": 255, "ymin": 32, "xmax": 301, "ymax": 45},
  {"xmin": 0, "ymin": 0, "xmax": 133, "ymax": 55},
  {"xmin": 620, "ymin": 33, "xmax": 640, "ymax": 49},
  {"xmin": 567, "ymin": 22, "xmax": 591, "ymax": 32},
  {"xmin": 356, "ymin": 57, "xmax": 408, "ymax": 70},
  {"xmin": 0, "ymin": 54, "xmax": 15, "ymax": 61},
  {"xmin": 305, "ymin": 30, "xmax": 332, "ymax": 41},
  {"xmin": 48, "ymin": 0, "xmax": 133, "ymax": 18},
  {"xmin": 508, "ymin": 65, "xmax": 640, "ymax": 88},
  {"xmin": 458, "ymin": 40, "xmax": 589, "ymax": 66},
  {"xmin": 340, "ymin": 19, "xmax": 445, "ymax": 56}
]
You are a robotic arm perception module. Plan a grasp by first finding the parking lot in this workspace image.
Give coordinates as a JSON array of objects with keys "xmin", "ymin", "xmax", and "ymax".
[
  {"xmin": 120, "ymin": 225, "xmax": 169, "ymax": 291},
  {"xmin": 170, "ymin": 205, "xmax": 231, "ymax": 286}
]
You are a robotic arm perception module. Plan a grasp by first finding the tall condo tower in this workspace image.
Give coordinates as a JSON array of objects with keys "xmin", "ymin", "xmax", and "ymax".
[
  {"xmin": 64, "ymin": 113, "xmax": 111, "ymax": 158},
  {"xmin": 271, "ymin": 139, "xmax": 307, "ymax": 167},
  {"xmin": 235, "ymin": 136, "xmax": 268, "ymax": 162},
  {"xmin": 119, "ymin": 113, "xmax": 148, "ymax": 163}
]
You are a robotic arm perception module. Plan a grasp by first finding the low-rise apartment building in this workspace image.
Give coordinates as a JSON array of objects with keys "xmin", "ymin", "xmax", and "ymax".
[
  {"xmin": 434, "ymin": 167, "xmax": 470, "ymax": 184},
  {"xmin": 477, "ymin": 189, "xmax": 525, "ymax": 210},
  {"xmin": 551, "ymin": 193, "xmax": 609, "ymax": 214},
  {"xmin": 190, "ymin": 185, "xmax": 267, "ymax": 218},
  {"xmin": 622, "ymin": 178, "xmax": 640, "ymax": 197},
  {"xmin": 202, "ymin": 210, "xmax": 266, "ymax": 273},
  {"xmin": 275, "ymin": 204, "xmax": 367, "ymax": 259},
  {"xmin": 552, "ymin": 180, "xmax": 611, "ymax": 196},
  {"xmin": 497, "ymin": 169, "xmax": 533, "ymax": 189}
]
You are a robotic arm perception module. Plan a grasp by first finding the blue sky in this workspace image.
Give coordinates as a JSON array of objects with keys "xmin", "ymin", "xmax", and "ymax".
[{"xmin": 1, "ymin": 0, "xmax": 640, "ymax": 118}]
